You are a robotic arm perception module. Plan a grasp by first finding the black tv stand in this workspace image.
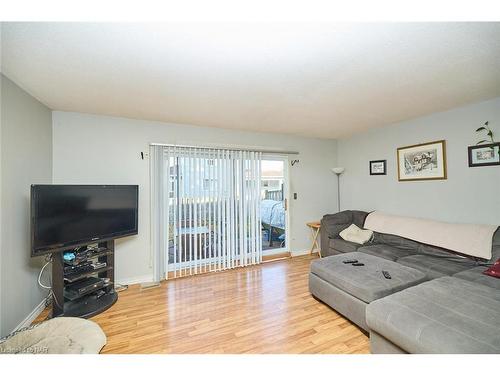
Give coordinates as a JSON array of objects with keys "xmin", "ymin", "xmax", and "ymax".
[{"xmin": 51, "ymin": 239, "xmax": 117, "ymax": 318}]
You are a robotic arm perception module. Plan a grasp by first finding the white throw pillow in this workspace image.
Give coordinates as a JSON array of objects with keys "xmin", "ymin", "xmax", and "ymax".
[{"xmin": 339, "ymin": 224, "xmax": 373, "ymax": 245}]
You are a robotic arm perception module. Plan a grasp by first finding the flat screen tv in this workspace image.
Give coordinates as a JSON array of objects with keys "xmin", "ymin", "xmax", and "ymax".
[{"xmin": 31, "ymin": 185, "xmax": 138, "ymax": 256}]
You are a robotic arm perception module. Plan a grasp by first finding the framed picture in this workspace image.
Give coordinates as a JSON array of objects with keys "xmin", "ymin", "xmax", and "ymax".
[
  {"xmin": 369, "ymin": 160, "xmax": 386, "ymax": 175},
  {"xmin": 397, "ymin": 140, "xmax": 447, "ymax": 181},
  {"xmin": 468, "ymin": 143, "xmax": 500, "ymax": 167}
]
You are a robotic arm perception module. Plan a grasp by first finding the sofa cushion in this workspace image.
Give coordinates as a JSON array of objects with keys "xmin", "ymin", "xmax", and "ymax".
[
  {"xmin": 397, "ymin": 254, "xmax": 475, "ymax": 279},
  {"xmin": 366, "ymin": 277, "xmax": 500, "ymax": 353},
  {"xmin": 329, "ymin": 238, "xmax": 361, "ymax": 254},
  {"xmin": 359, "ymin": 244, "xmax": 418, "ymax": 261},
  {"xmin": 352, "ymin": 210, "xmax": 369, "ymax": 228},
  {"xmin": 310, "ymin": 252, "xmax": 426, "ymax": 303},
  {"xmin": 453, "ymin": 266, "xmax": 500, "ymax": 289},
  {"xmin": 322, "ymin": 210, "xmax": 368, "ymax": 239},
  {"xmin": 321, "ymin": 211, "xmax": 369, "ymax": 255},
  {"xmin": 339, "ymin": 224, "xmax": 374, "ymax": 245},
  {"xmin": 372, "ymin": 232, "xmax": 420, "ymax": 252}
]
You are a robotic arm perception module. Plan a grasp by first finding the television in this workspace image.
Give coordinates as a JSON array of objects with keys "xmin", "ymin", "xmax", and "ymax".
[{"xmin": 31, "ymin": 185, "xmax": 138, "ymax": 256}]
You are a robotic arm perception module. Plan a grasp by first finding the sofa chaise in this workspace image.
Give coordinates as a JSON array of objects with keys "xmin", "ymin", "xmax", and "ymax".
[{"xmin": 309, "ymin": 210, "xmax": 500, "ymax": 354}]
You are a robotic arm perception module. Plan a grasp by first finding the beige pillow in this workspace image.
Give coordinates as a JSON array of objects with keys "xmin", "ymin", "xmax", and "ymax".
[{"xmin": 339, "ymin": 224, "xmax": 373, "ymax": 245}]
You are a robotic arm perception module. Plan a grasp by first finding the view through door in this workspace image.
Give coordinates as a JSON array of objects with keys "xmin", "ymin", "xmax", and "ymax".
[{"xmin": 260, "ymin": 157, "xmax": 288, "ymax": 254}]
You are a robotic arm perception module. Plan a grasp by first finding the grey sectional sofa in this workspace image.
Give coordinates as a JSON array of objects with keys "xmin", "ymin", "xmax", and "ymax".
[{"xmin": 309, "ymin": 210, "xmax": 500, "ymax": 354}]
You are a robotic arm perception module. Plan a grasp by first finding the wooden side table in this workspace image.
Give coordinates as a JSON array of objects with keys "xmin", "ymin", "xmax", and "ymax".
[{"xmin": 306, "ymin": 221, "xmax": 321, "ymax": 257}]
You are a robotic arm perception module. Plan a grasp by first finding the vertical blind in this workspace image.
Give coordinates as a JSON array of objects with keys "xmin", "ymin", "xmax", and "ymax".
[{"xmin": 150, "ymin": 145, "xmax": 263, "ymax": 280}]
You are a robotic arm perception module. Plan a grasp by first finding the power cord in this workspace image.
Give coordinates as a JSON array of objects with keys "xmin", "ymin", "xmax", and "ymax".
[
  {"xmin": 37, "ymin": 255, "xmax": 52, "ymax": 289},
  {"xmin": 37, "ymin": 254, "xmax": 62, "ymax": 317}
]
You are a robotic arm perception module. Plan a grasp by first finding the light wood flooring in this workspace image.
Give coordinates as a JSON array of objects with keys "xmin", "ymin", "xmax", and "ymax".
[{"xmin": 39, "ymin": 255, "xmax": 370, "ymax": 354}]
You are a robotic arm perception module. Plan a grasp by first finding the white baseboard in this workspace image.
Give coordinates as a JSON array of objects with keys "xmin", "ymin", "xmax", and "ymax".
[
  {"xmin": 291, "ymin": 249, "xmax": 314, "ymax": 257},
  {"xmin": 12, "ymin": 296, "xmax": 49, "ymax": 333},
  {"xmin": 116, "ymin": 274, "xmax": 154, "ymax": 286}
]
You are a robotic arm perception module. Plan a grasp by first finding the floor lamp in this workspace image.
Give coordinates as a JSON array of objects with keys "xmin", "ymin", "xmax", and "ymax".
[{"xmin": 331, "ymin": 167, "xmax": 345, "ymax": 212}]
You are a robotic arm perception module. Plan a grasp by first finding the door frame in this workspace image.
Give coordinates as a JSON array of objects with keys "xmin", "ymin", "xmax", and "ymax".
[{"xmin": 261, "ymin": 154, "xmax": 291, "ymax": 256}]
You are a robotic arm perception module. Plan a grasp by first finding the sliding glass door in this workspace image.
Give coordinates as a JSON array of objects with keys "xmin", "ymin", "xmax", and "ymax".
[{"xmin": 150, "ymin": 146, "xmax": 263, "ymax": 280}]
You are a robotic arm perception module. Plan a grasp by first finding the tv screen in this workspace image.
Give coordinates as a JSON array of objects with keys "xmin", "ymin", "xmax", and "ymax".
[{"xmin": 31, "ymin": 185, "xmax": 138, "ymax": 256}]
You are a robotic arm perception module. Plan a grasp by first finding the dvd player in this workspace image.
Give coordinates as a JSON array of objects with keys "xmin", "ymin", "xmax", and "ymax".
[
  {"xmin": 66, "ymin": 277, "xmax": 105, "ymax": 296},
  {"xmin": 64, "ymin": 262, "xmax": 93, "ymax": 276}
]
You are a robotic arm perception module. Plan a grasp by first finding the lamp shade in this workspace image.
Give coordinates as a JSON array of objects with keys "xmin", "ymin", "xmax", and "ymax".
[{"xmin": 331, "ymin": 167, "xmax": 345, "ymax": 175}]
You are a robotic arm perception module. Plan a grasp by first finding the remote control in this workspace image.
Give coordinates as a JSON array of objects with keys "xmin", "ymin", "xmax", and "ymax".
[
  {"xmin": 342, "ymin": 259, "xmax": 358, "ymax": 264},
  {"xmin": 352, "ymin": 263, "xmax": 365, "ymax": 266},
  {"xmin": 382, "ymin": 270, "xmax": 391, "ymax": 279}
]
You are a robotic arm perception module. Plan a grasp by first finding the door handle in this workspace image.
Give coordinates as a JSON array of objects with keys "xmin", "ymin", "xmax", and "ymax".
[{"xmin": 284, "ymin": 198, "xmax": 288, "ymax": 211}]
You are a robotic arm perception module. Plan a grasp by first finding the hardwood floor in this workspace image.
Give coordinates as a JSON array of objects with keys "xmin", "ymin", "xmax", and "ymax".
[{"xmin": 40, "ymin": 255, "xmax": 370, "ymax": 354}]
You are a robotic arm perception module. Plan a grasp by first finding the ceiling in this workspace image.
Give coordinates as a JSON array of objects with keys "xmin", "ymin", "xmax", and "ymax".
[{"xmin": 2, "ymin": 22, "xmax": 500, "ymax": 139}]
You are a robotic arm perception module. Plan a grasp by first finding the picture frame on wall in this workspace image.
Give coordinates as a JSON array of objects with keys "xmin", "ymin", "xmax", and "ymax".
[
  {"xmin": 468, "ymin": 143, "xmax": 500, "ymax": 167},
  {"xmin": 397, "ymin": 140, "xmax": 447, "ymax": 181},
  {"xmin": 369, "ymin": 160, "xmax": 387, "ymax": 175}
]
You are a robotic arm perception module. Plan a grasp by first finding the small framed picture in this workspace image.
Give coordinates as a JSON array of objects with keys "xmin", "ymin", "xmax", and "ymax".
[
  {"xmin": 397, "ymin": 140, "xmax": 447, "ymax": 181},
  {"xmin": 468, "ymin": 143, "xmax": 500, "ymax": 167},
  {"xmin": 369, "ymin": 160, "xmax": 387, "ymax": 175}
]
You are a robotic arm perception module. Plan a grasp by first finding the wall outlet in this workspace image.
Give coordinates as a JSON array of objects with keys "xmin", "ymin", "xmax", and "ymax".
[{"xmin": 294, "ymin": 193, "xmax": 297, "ymax": 200}]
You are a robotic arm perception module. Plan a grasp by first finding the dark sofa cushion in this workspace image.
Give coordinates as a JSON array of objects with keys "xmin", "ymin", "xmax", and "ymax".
[
  {"xmin": 359, "ymin": 244, "xmax": 418, "ymax": 261},
  {"xmin": 366, "ymin": 276, "xmax": 500, "ymax": 353},
  {"xmin": 352, "ymin": 210, "xmax": 369, "ymax": 228},
  {"xmin": 371, "ymin": 232, "xmax": 420, "ymax": 252},
  {"xmin": 454, "ymin": 266, "xmax": 500, "ymax": 289},
  {"xmin": 310, "ymin": 252, "xmax": 426, "ymax": 303},
  {"xmin": 397, "ymin": 254, "xmax": 476, "ymax": 279},
  {"xmin": 322, "ymin": 211, "xmax": 366, "ymax": 239},
  {"xmin": 329, "ymin": 238, "xmax": 362, "ymax": 254}
]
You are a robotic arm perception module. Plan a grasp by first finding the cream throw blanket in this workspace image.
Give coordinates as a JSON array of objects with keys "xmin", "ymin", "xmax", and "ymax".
[{"xmin": 364, "ymin": 211, "xmax": 498, "ymax": 260}]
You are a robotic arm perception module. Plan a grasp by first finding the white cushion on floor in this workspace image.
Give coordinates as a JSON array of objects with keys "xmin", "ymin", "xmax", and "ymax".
[{"xmin": 0, "ymin": 317, "xmax": 106, "ymax": 354}]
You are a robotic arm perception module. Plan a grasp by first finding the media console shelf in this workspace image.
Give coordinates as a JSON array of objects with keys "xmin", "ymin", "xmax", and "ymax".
[{"xmin": 51, "ymin": 239, "xmax": 117, "ymax": 318}]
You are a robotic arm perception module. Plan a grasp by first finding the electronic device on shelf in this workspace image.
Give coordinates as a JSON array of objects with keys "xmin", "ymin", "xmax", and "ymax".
[
  {"xmin": 64, "ymin": 277, "xmax": 105, "ymax": 299},
  {"xmin": 64, "ymin": 262, "xmax": 94, "ymax": 276},
  {"xmin": 91, "ymin": 262, "xmax": 107, "ymax": 270}
]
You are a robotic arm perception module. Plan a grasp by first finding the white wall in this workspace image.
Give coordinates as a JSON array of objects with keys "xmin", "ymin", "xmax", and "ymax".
[
  {"xmin": 52, "ymin": 111, "xmax": 338, "ymax": 283},
  {"xmin": 338, "ymin": 97, "xmax": 500, "ymax": 225},
  {"xmin": 1, "ymin": 74, "xmax": 53, "ymax": 336}
]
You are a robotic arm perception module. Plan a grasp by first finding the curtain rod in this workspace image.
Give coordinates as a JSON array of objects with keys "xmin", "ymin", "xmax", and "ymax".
[{"xmin": 150, "ymin": 143, "xmax": 299, "ymax": 155}]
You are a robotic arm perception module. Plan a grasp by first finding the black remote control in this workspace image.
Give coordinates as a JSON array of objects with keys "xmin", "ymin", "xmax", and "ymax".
[
  {"xmin": 382, "ymin": 270, "xmax": 391, "ymax": 279},
  {"xmin": 352, "ymin": 263, "xmax": 365, "ymax": 266},
  {"xmin": 342, "ymin": 259, "xmax": 358, "ymax": 264}
]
